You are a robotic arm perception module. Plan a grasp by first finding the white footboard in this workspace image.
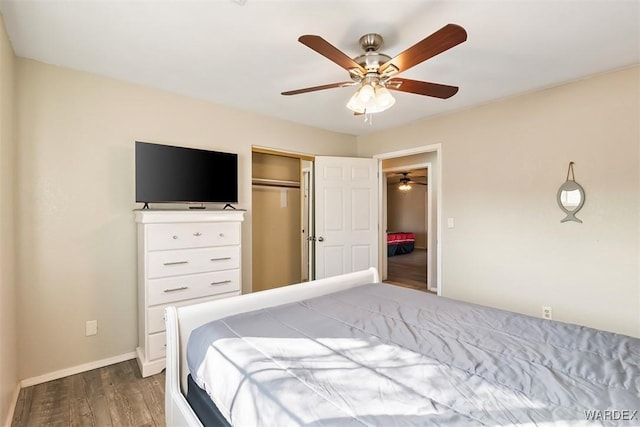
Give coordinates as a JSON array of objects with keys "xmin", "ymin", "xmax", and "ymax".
[{"xmin": 165, "ymin": 267, "xmax": 380, "ymax": 426}]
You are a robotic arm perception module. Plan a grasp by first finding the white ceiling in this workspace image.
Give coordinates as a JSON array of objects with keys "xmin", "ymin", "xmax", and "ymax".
[{"xmin": 1, "ymin": 0, "xmax": 638, "ymax": 136}]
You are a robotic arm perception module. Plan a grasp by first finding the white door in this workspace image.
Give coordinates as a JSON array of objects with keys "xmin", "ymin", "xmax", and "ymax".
[{"xmin": 314, "ymin": 156, "xmax": 379, "ymax": 279}]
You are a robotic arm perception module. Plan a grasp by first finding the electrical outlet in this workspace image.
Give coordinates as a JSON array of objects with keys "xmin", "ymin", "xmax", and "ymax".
[
  {"xmin": 542, "ymin": 306, "xmax": 553, "ymax": 320},
  {"xmin": 86, "ymin": 320, "xmax": 98, "ymax": 336}
]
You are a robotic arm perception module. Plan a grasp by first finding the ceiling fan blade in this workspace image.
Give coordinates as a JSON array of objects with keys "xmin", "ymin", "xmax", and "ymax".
[
  {"xmin": 387, "ymin": 78, "xmax": 459, "ymax": 99},
  {"xmin": 281, "ymin": 81, "xmax": 355, "ymax": 96},
  {"xmin": 379, "ymin": 24, "xmax": 467, "ymax": 75},
  {"xmin": 298, "ymin": 35, "xmax": 366, "ymax": 74}
]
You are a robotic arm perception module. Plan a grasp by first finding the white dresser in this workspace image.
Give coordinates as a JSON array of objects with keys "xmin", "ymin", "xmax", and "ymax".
[{"xmin": 134, "ymin": 209, "xmax": 245, "ymax": 377}]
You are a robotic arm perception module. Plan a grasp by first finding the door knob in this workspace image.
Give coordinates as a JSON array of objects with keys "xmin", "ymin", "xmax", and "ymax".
[{"xmin": 318, "ymin": 236, "xmax": 324, "ymax": 242}]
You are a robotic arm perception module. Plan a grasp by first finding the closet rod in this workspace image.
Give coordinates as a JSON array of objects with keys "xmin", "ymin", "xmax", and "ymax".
[{"xmin": 252, "ymin": 178, "xmax": 300, "ymax": 189}]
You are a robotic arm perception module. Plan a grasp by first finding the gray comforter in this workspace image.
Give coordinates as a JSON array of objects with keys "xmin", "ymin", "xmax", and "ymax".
[{"xmin": 187, "ymin": 283, "xmax": 640, "ymax": 426}]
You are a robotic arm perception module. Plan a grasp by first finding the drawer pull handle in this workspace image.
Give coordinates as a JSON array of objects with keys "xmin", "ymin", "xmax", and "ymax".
[
  {"xmin": 211, "ymin": 280, "xmax": 232, "ymax": 286},
  {"xmin": 163, "ymin": 261, "xmax": 188, "ymax": 266},
  {"xmin": 164, "ymin": 286, "xmax": 188, "ymax": 293},
  {"xmin": 172, "ymin": 235, "xmax": 178, "ymax": 240},
  {"xmin": 219, "ymin": 233, "xmax": 224, "ymax": 237},
  {"xmin": 210, "ymin": 257, "xmax": 231, "ymax": 262},
  {"xmin": 194, "ymin": 232, "xmax": 202, "ymax": 237}
]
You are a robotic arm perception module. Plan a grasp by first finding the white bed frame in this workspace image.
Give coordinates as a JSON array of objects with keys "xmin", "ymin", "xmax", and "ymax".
[{"xmin": 164, "ymin": 267, "xmax": 380, "ymax": 426}]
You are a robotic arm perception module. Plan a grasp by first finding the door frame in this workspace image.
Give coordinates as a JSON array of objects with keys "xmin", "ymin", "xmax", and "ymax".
[
  {"xmin": 374, "ymin": 144, "xmax": 442, "ymax": 295},
  {"xmin": 382, "ymin": 163, "xmax": 432, "ymax": 289}
]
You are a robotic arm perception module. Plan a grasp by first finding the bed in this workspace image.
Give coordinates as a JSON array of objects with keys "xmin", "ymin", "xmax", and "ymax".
[
  {"xmin": 165, "ymin": 268, "xmax": 640, "ymax": 426},
  {"xmin": 387, "ymin": 231, "xmax": 415, "ymax": 257}
]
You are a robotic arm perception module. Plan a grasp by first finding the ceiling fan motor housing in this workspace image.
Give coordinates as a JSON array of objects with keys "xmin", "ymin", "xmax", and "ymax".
[
  {"xmin": 354, "ymin": 33, "xmax": 391, "ymax": 73},
  {"xmin": 359, "ymin": 33, "xmax": 383, "ymax": 51}
]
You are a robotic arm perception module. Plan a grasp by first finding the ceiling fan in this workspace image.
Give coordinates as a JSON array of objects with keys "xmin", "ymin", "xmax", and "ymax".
[
  {"xmin": 282, "ymin": 24, "xmax": 467, "ymax": 114},
  {"xmin": 393, "ymin": 172, "xmax": 427, "ymax": 191}
]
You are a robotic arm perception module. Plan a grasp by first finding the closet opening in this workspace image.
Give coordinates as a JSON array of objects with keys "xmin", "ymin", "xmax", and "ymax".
[{"xmin": 251, "ymin": 147, "xmax": 314, "ymax": 292}]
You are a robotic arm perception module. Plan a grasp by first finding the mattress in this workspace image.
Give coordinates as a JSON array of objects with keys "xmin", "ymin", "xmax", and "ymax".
[
  {"xmin": 387, "ymin": 232, "xmax": 415, "ymax": 256},
  {"xmin": 186, "ymin": 374, "xmax": 231, "ymax": 427},
  {"xmin": 187, "ymin": 283, "xmax": 640, "ymax": 426}
]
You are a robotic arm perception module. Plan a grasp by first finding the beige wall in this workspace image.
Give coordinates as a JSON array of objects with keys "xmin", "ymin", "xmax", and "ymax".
[
  {"xmin": 359, "ymin": 66, "xmax": 640, "ymax": 338},
  {"xmin": 0, "ymin": 14, "xmax": 18, "ymax": 426},
  {"xmin": 15, "ymin": 58, "xmax": 357, "ymax": 380}
]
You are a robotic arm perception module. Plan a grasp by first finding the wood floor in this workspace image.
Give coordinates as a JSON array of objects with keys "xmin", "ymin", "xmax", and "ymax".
[
  {"xmin": 11, "ymin": 359, "xmax": 165, "ymax": 427},
  {"xmin": 386, "ymin": 248, "xmax": 429, "ymax": 291}
]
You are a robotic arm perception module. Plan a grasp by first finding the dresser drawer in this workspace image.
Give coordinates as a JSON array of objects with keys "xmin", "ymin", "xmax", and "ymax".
[
  {"xmin": 147, "ymin": 269, "xmax": 240, "ymax": 306},
  {"xmin": 147, "ymin": 291, "xmax": 242, "ymax": 334},
  {"xmin": 147, "ymin": 222, "xmax": 240, "ymax": 251},
  {"xmin": 148, "ymin": 306, "xmax": 167, "ymax": 335},
  {"xmin": 147, "ymin": 246, "xmax": 239, "ymax": 278},
  {"xmin": 148, "ymin": 332, "xmax": 167, "ymax": 361}
]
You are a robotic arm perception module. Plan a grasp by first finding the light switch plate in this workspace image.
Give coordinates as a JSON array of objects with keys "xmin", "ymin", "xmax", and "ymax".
[{"xmin": 86, "ymin": 320, "xmax": 98, "ymax": 336}]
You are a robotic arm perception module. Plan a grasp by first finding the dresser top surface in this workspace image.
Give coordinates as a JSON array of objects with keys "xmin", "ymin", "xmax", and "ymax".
[{"xmin": 134, "ymin": 209, "xmax": 245, "ymax": 223}]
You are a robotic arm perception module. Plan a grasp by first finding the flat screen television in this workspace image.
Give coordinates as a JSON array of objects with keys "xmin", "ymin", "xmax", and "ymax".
[{"xmin": 135, "ymin": 141, "xmax": 238, "ymax": 205}]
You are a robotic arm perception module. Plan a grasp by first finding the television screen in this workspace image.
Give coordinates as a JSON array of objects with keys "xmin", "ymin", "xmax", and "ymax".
[{"xmin": 135, "ymin": 141, "xmax": 238, "ymax": 204}]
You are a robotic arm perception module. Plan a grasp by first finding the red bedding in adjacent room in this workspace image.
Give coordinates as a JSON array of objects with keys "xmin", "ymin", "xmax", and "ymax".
[
  {"xmin": 387, "ymin": 232, "xmax": 415, "ymax": 256},
  {"xmin": 387, "ymin": 232, "xmax": 415, "ymax": 245}
]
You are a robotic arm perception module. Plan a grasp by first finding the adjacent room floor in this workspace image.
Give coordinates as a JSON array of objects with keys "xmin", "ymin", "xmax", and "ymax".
[{"xmin": 385, "ymin": 248, "xmax": 429, "ymax": 292}]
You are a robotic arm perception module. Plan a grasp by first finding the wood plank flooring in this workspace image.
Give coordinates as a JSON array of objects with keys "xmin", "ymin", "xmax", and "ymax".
[
  {"xmin": 12, "ymin": 359, "xmax": 164, "ymax": 427},
  {"xmin": 386, "ymin": 248, "xmax": 428, "ymax": 290}
]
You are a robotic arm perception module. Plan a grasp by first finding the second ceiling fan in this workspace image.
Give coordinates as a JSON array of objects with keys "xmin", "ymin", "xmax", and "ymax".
[
  {"xmin": 282, "ymin": 24, "xmax": 467, "ymax": 114},
  {"xmin": 393, "ymin": 172, "xmax": 427, "ymax": 191}
]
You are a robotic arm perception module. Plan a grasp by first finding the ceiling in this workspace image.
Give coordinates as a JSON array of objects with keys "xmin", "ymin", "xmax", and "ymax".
[{"xmin": 1, "ymin": 1, "xmax": 638, "ymax": 136}]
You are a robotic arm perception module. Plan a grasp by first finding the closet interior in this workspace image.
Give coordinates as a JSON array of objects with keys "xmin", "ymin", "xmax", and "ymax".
[{"xmin": 252, "ymin": 150, "xmax": 313, "ymax": 292}]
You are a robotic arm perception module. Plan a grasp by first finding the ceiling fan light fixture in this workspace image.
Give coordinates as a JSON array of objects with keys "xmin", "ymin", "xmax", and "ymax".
[
  {"xmin": 398, "ymin": 182, "xmax": 412, "ymax": 191},
  {"xmin": 346, "ymin": 91, "xmax": 366, "ymax": 113},
  {"xmin": 374, "ymin": 86, "xmax": 395, "ymax": 111},
  {"xmin": 357, "ymin": 83, "xmax": 375, "ymax": 103},
  {"xmin": 346, "ymin": 82, "xmax": 395, "ymax": 114}
]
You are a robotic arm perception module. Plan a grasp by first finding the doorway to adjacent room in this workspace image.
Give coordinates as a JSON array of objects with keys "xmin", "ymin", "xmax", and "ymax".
[
  {"xmin": 385, "ymin": 167, "xmax": 429, "ymax": 292},
  {"xmin": 375, "ymin": 145, "xmax": 441, "ymax": 294}
]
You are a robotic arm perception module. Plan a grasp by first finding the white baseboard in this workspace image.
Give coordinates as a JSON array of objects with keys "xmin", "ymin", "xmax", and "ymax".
[
  {"xmin": 20, "ymin": 351, "xmax": 136, "ymax": 388},
  {"xmin": 3, "ymin": 383, "xmax": 20, "ymax": 427}
]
